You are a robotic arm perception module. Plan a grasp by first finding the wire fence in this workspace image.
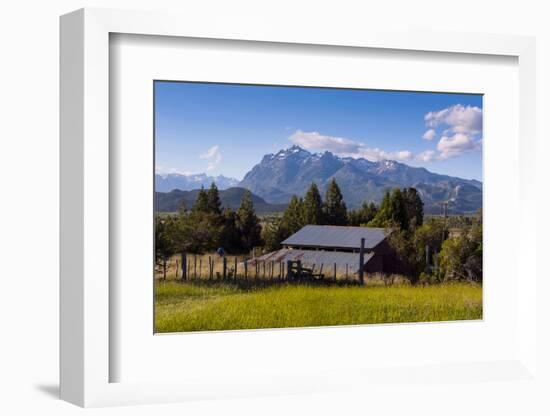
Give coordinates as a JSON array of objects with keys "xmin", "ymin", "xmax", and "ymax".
[{"xmin": 156, "ymin": 253, "xmax": 360, "ymax": 283}]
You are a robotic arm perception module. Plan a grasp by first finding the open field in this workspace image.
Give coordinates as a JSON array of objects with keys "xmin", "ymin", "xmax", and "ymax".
[{"xmin": 155, "ymin": 281, "xmax": 482, "ymax": 333}]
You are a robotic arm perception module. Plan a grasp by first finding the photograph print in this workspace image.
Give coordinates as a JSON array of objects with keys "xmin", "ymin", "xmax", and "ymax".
[{"xmin": 154, "ymin": 81, "xmax": 483, "ymax": 333}]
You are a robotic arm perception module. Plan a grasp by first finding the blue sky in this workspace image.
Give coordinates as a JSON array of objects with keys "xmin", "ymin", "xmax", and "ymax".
[{"xmin": 155, "ymin": 81, "xmax": 483, "ymax": 181}]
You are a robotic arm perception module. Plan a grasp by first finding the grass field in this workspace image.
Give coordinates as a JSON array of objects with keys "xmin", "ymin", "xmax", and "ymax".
[{"xmin": 155, "ymin": 281, "xmax": 482, "ymax": 333}]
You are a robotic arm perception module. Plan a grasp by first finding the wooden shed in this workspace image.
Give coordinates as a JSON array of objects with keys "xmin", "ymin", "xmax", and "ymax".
[{"xmin": 266, "ymin": 224, "xmax": 406, "ymax": 275}]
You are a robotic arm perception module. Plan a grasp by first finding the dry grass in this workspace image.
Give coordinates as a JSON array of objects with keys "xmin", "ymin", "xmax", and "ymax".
[
  {"xmin": 156, "ymin": 254, "xmax": 410, "ymax": 284},
  {"xmin": 156, "ymin": 253, "xmax": 250, "ymax": 280}
]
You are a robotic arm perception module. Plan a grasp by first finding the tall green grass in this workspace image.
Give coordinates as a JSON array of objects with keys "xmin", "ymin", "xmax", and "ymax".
[{"xmin": 155, "ymin": 281, "xmax": 482, "ymax": 333}]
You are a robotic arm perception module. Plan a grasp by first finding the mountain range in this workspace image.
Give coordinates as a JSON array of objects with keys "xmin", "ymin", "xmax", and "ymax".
[
  {"xmin": 156, "ymin": 145, "xmax": 482, "ymax": 215},
  {"xmin": 155, "ymin": 173, "xmax": 239, "ymax": 192},
  {"xmin": 155, "ymin": 187, "xmax": 287, "ymax": 214},
  {"xmin": 239, "ymin": 145, "xmax": 482, "ymax": 214}
]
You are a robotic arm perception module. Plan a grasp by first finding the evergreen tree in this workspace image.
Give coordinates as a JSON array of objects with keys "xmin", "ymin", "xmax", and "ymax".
[
  {"xmin": 193, "ymin": 186, "xmax": 209, "ymax": 213},
  {"xmin": 369, "ymin": 187, "xmax": 408, "ymax": 230},
  {"xmin": 280, "ymin": 195, "xmax": 305, "ymax": 236},
  {"xmin": 323, "ymin": 178, "xmax": 347, "ymax": 225},
  {"xmin": 368, "ymin": 188, "xmax": 394, "ymax": 227},
  {"xmin": 302, "ymin": 183, "xmax": 324, "ymax": 225},
  {"xmin": 220, "ymin": 207, "xmax": 242, "ymax": 253},
  {"xmin": 348, "ymin": 201, "xmax": 378, "ymax": 226},
  {"xmin": 154, "ymin": 215, "xmax": 177, "ymax": 279},
  {"xmin": 261, "ymin": 218, "xmax": 287, "ymax": 252},
  {"xmin": 206, "ymin": 182, "xmax": 222, "ymax": 215},
  {"xmin": 389, "ymin": 187, "xmax": 409, "ymax": 230},
  {"xmin": 403, "ymin": 187, "xmax": 424, "ymax": 228},
  {"xmin": 180, "ymin": 184, "xmax": 224, "ymax": 253},
  {"xmin": 236, "ymin": 190, "xmax": 262, "ymax": 252},
  {"xmin": 174, "ymin": 209, "xmax": 222, "ymax": 254}
]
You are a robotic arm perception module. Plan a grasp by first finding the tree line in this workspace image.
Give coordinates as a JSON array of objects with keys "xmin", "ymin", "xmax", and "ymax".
[
  {"xmin": 155, "ymin": 183, "xmax": 262, "ymax": 278},
  {"xmin": 156, "ymin": 178, "xmax": 482, "ymax": 284},
  {"xmin": 262, "ymin": 179, "xmax": 424, "ymax": 251},
  {"xmin": 262, "ymin": 178, "xmax": 481, "ymax": 284}
]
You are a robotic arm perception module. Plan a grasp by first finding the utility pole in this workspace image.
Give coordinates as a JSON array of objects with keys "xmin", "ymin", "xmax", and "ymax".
[{"xmin": 359, "ymin": 238, "xmax": 365, "ymax": 285}]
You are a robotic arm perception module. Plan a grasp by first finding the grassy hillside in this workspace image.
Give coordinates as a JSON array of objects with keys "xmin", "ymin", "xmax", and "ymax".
[
  {"xmin": 155, "ymin": 187, "xmax": 287, "ymax": 214},
  {"xmin": 155, "ymin": 281, "xmax": 482, "ymax": 333}
]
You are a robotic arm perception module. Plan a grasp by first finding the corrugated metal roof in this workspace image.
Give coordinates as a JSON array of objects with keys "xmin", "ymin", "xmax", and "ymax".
[
  {"xmin": 250, "ymin": 248, "xmax": 374, "ymax": 274},
  {"xmin": 281, "ymin": 225, "xmax": 387, "ymax": 250}
]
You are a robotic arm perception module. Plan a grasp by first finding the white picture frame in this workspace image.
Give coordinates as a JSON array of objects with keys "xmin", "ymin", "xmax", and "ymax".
[{"xmin": 60, "ymin": 8, "xmax": 538, "ymax": 408}]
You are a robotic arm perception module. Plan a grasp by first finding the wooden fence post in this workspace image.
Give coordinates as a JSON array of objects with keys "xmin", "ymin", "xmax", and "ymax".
[
  {"xmin": 223, "ymin": 256, "xmax": 227, "ymax": 280},
  {"xmin": 199, "ymin": 258, "xmax": 202, "ymax": 280},
  {"xmin": 287, "ymin": 260, "xmax": 292, "ymax": 280},
  {"xmin": 234, "ymin": 257, "xmax": 238, "ymax": 279},
  {"xmin": 244, "ymin": 260, "xmax": 248, "ymax": 280},
  {"xmin": 333, "ymin": 263, "xmax": 337, "ymax": 281},
  {"xmin": 193, "ymin": 254, "xmax": 201, "ymax": 279},
  {"xmin": 297, "ymin": 260, "xmax": 302, "ymax": 279},
  {"xmin": 181, "ymin": 252, "xmax": 187, "ymax": 281},
  {"xmin": 359, "ymin": 238, "xmax": 365, "ymax": 285}
]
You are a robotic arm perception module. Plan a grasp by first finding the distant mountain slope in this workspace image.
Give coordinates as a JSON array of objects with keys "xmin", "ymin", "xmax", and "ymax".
[
  {"xmin": 238, "ymin": 145, "xmax": 482, "ymax": 214},
  {"xmin": 155, "ymin": 173, "xmax": 239, "ymax": 192},
  {"xmin": 155, "ymin": 187, "xmax": 287, "ymax": 214}
]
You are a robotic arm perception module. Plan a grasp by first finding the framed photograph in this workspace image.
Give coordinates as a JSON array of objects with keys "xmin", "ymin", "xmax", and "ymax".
[
  {"xmin": 60, "ymin": 8, "xmax": 538, "ymax": 408},
  {"xmin": 152, "ymin": 80, "xmax": 484, "ymax": 334}
]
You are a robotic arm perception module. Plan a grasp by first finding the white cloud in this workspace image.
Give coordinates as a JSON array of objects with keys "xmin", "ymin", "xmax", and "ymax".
[
  {"xmin": 437, "ymin": 133, "xmax": 479, "ymax": 160},
  {"xmin": 289, "ymin": 130, "xmax": 361, "ymax": 154},
  {"xmin": 155, "ymin": 165, "xmax": 196, "ymax": 176},
  {"xmin": 289, "ymin": 130, "xmax": 413, "ymax": 162},
  {"xmin": 200, "ymin": 145, "xmax": 222, "ymax": 172},
  {"xmin": 421, "ymin": 104, "xmax": 483, "ymax": 160},
  {"xmin": 422, "ymin": 129, "xmax": 436, "ymax": 141},
  {"xmin": 356, "ymin": 148, "xmax": 414, "ymax": 162},
  {"xmin": 394, "ymin": 150, "xmax": 414, "ymax": 161},
  {"xmin": 424, "ymin": 104, "xmax": 482, "ymax": 136},
  {"xmin": 416, "ymin": 150, "xmax": 438, "ymax": 162}
]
